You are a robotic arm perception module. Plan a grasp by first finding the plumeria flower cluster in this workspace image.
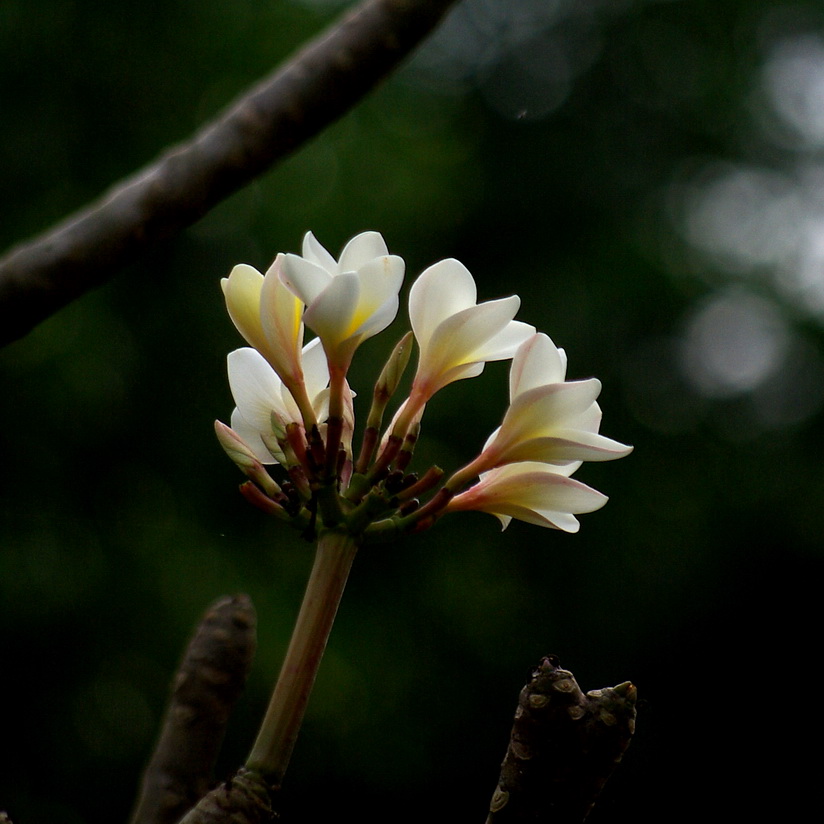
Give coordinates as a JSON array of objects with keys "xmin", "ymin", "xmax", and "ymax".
[{"xmin": 217, "ymin": 231, "xmax": 631, "ymax": 542}]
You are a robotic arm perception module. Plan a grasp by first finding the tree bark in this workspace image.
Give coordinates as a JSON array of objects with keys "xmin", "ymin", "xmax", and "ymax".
[
  {"xmin": 176, "ymin": 768, "xmax": 277, "ymax": 824},
  {"xmin": 129, "ymin": 595, "xmax": 257, "ymax": 824},
  {"xmin": 486, "ymin": 656, "xmax": 637, "ymax": 824},
  {"xmin": 0, "ymin": 0, "xmax": 459, "ymax": 348}
]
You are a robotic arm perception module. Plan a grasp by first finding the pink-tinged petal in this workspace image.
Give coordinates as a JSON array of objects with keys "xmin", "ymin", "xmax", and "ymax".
[
  {"xmin": 222, "ymin": 264, "xmax": 266, "ymax": 352},
  {"xmin": 302, "ymin": 271, "xmax": 360, "ymax": 347},
  {"xmin": 447, "ymin": 462, "xmax": 607, "ymax": 532},
  {"xmin": 281, "ymin": 254, "xmax": 333, "ymax": 306},
  {"xmin": 500, "ymin": 433, "xmax": 633, "ymax": 465},
  {"xmin": 482, "ymin": 464, "xmax": 607, "ymax": 511},
  {"xmin": 483, "ymin": 454, "xmax": 583, "ymax": 475},
  {"xmin": 509, "ymin": 333, "xmax": 567, "ymax": 399},
  {"xmin": 301, "ymin": 231, "xmax": 338, "ymax": 273},
  {"xmin": 409, "ymin": 258, "xmax": 478, "ymax": 344},
  {"xmin": 338, "ymin": 231, "xmax": 389, "ymax": 272}
]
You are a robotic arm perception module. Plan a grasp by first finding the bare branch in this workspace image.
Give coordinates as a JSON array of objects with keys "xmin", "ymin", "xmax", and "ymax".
[
  {"xmin": 486, "ymin": 656, "xmax": 637, "ymax": 824},
  {"xmin": 176, "ymin": 768, "xmax": 278, "ymax": 824},
  {"xmin": 129, "ymin": 595, "xmax": 257, "ymax": 824},
  {"xmin": 0, "ymin": 0, "xmax": 458, "ymax": 348}
]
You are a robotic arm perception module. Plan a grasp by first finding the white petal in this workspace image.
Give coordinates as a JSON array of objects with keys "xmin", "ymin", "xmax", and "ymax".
[
  {"xmin": 338, "ymin": 231, "xmax": 389, "ymax": 272},
  {"xmin": 553, "ymin": 429, "xmax": 632, "ymax": 458},
  {"xmin": 497, "ymin": 380, "xmax": 603, "ymax": 446},
  {"xmin": 500, "ymin": 433, "xmax": 632, "ymax": 465},
  {"xmin": 357, "ymin": 294, "xmax": 400, "ymax": 340},
  {"xmin": 577, "ymin": 402, "xmax": 603, "ymax": 434},
  {"xmin": 430, "ymin": 360, "xmax": 487, "ymax": 390},
  {"xmin": 492, "ymin": 504, "xmax": 581, "ymax": 532},
  {"xmin": 312, "ymin": 387, "xmax": 331, "ymax": 422},
  {"xmin": 281, "ymin": 254, "xmax": 333, "ymax": 306},
  {"xmin": 301, "ymin": 337, "xmax": 331, "ymax": 401},
  {"xmin": 473, "ymin": 319, "xmax": 536, "ymax": 364},
  {"xmin": 260, "ymin": 255, "xmax": 304, "ymax": 380},
  {"xmin": 227, "ymin": 348, "xmax": 292, "ymax": 430},
  {"xmin": 354, "ymin": 256, "xmax": 405, "ymax": 317},
  {"xmin": 409, "ymin": 258, "xmax": 478, "ymax": 345},
  {"xmin": 510, "ymin": 333, "xmax": 566, "ymax": 400},
  {"xmin": 536, "ymin": 511, "xmax": 581, "ymax": 532},
  {"xmin": 466, "ymin": 465, "xmax": 607, "ymax": 522},
  {"xmin": 301, "ymin": 231, "xmax": 338, "ymax": 273},
  {"xmin": 222, "ymin": 264, "xmax": 265, "ymax": 352},
  {"xmin": 495, "ymin": 513, "xmax": 513, "ymax": 530},
  {"xmin": 302, "ymin": 271, "xmax": 360, "ymax": 345},
  {"xmin": 421, "ymin": 297, "xmax": 521, "ymax": 381},
  {"xmin": 497, "ymin": 471, "xmax": 608, "ymax": 513},
  {"xmin": 449, "ymin": 462, "xmax": 606, "ymax": 532},
  {"xmin": 230, "ymin": 407, "xmax": 277, "ymax": 465}
]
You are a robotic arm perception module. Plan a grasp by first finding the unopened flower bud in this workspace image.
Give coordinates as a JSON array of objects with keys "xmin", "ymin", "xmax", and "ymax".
[
  {"xmin": 374, "ymin": 332, "xmax": 413, "ymax": 408},
  {"xmin": 215, "ymin": 420, "xmax": 282, "ymax": 499}
]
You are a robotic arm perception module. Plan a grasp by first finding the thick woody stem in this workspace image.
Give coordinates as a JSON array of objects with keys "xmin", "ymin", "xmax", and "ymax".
[
  {"xmin": 0, "ymin": 0, "xmax": 459, "ymax": 348},
  {"xmin": 128, "ymin": 595, "xmax": 257, "ymax": 824},
  {"xmin": 486, "ymin": 656, "xmax": 637, "ymax": 824}
]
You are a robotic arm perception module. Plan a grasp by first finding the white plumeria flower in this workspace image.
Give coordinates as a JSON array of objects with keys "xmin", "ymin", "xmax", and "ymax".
[
  {"xmin": 228, "ymin": 339, "xmax": 330, "ymax": 464},
  {"xmin": 408, "ymin": 258, "xmax": 535, "ymax": 399},
  {"xmin": 222, "ymin": 254, "xmax": 305, "ymax": 387},
  {"xmin": 446, "ymin": 461, "xmax": 607, "ymax": 533},
  {"xmin": 481, "ymin": 333, "xmax": 632, "ymax": 468},
  {"xmin": 279, "ymin": 231, "xmax": 405, "ymax": 371}
]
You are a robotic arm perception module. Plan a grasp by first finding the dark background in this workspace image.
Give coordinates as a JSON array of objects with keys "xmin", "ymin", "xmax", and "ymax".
[{"xmin": 1, "ymin": 0, "xmax": 822, "ymax": 821}]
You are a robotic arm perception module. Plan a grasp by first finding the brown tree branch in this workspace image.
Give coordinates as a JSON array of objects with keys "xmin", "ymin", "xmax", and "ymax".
[
  {"xmin": 0, "ymin": 0, "xmax": 458, "ymax": 348},
  {"xmin": 486, "ymin": 656, "xmax": 637, "ymax": 824},
  {"xmin": 128, "ymin": 595, "xmax": 257, "ymax": 824},
  {"xmin": 176, "ymin": 768, "xmax": 278, "ymax": 824}
]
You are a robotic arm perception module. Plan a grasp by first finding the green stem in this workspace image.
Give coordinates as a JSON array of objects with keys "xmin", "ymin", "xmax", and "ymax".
[{"xmin": 246, "ymin": 530, "xmax": 358, "ymax": 784}]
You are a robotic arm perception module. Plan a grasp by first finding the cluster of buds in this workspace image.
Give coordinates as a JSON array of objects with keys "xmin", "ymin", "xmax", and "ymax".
[{"xmin": 216, "ymin": 232, "xmax": 631, "ymax": 543}]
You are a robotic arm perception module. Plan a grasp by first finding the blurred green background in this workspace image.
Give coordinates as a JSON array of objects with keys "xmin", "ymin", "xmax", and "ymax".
[{"xmin": 2, "ymin": 0, "xmax": 823, "ymax": 821}]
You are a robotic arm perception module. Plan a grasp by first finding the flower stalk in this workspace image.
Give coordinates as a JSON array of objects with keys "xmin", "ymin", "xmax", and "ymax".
[{"xmin": 246, "ymin": 529, "xmax": 359, "ymax": 784}]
